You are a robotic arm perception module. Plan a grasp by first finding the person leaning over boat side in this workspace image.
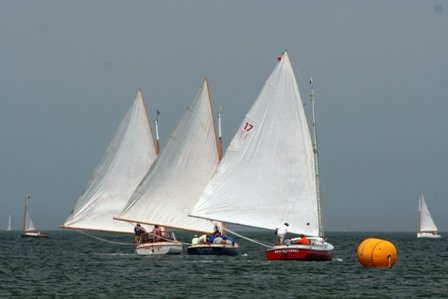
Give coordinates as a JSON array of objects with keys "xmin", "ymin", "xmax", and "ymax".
[
  {"xmin": 134, "ymin": 223, "xmax": 147, "ymax": 244},
  {"xmin": 152, "ymin": 225, "xmax": 162, "ymax": 242},
  {"xmin": 276, "ymin": 223, "xmax": 289, "ymax": 245},
  {"xmin": 297, "ymin": 234, "xmax": 310, "ymax": 245}
]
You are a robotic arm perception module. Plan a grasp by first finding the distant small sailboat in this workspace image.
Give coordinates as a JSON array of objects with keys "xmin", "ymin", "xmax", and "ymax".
[
  {"xmin": 417, "ymin": 193, "xmax": 441, "ymax": 239},
  {"xmin": 7, "ymin": 214, "xmax": 11, "ymax": 231},
  {"xmin": 21, "ymin": 194, "xmax": 48, "ymax": 238}
]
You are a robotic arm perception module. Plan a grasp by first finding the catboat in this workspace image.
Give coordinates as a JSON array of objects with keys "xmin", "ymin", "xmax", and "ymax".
[
  {"xmin": 417, "ymin": 193, "xmax": 441, "ymax": 239},
  {"xmin": 190, "ymin": 51, "xmax": 333, "ymax": 261},
  {"xmin": 21, "ymin": 194, "xmax": 48, "ymax": 238},
  {"xmin": 187, "ymin": 227, "xmax": 239, "ymax": 256},
  {"xmin": 61, "ymin": 90, "xmax": 158, "ymax": 236},
  {"xmin": 135, "ymin": 231, "xmax": 183, "ymax": 255},
  {"xmin": 116, "ymin": 79, "xmax": 238, "ymax": 256}
]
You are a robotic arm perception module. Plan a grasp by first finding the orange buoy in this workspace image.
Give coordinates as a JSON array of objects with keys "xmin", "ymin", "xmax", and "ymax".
[{"xmin": 357, "ymin": 238, "xmax": 397, "ymax": 268}]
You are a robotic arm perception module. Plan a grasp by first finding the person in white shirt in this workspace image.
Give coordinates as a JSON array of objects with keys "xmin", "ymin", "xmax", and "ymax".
[{"xmin": 276, "ymin": 223, "xmax": 289, "ymax": 244}]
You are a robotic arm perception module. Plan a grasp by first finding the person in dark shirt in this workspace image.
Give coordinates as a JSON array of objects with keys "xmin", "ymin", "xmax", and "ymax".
[{"xmin": 134, "ymin": 223, "xmax": 147, "ymax": 244}]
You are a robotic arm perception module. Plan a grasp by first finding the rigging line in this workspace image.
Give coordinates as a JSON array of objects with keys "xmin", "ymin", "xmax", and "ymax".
[
  {"xmin": 289, "ymin": 55, "xmax": 310, "ymax": 95},
  {"xmin": 77, "ymin": 230, "xmax": 134, "ymax": 246},
  {"xmin": 224, "ymin": 227, "xmax": 273, "ymax": 248}
]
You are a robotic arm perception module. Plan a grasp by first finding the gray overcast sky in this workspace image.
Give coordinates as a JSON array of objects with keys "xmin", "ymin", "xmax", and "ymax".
[{"xmin": 1, "ymin": 1, "xmax": 447, "ymax": 232}]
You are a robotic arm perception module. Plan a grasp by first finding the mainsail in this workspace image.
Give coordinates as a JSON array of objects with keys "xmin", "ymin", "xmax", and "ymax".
[
  {"xmin": 190, "ymin": 51, "xmax": 321, "ymax": 237},
  {"xmin": 23, "ymin": 196, "xmax": 36, "ymax": 232},
  {"xmin": 62, "ymin": 90, "xmax": 158, "ymax": 234},
  {"xmin": 419, "ymin": 193, "xmax": 438, "ymax": 233},
  {"xmin": 117, "ymin": 80, "xmax": 219, "ymax": 234}
]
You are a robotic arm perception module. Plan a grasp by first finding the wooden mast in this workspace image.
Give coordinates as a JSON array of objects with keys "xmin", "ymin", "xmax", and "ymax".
[
  {"xmin": 310, "ymin": 78, "xmax": 324, "ymax": 237},
  {"xmin": 139, "ymin": 88, "xmax": 160, "ymax": 156}
]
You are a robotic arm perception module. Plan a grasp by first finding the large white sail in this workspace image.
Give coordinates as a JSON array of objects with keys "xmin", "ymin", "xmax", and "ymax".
[
  {"xmin": 190, "ymin": 51, "xmax": 320, "ymax": 237},
  {"xmin": 23, "ymin": 195, "xmax": 36, "ymax": 232},
  {"xmin": 117, "ymin": 80, "xmax": 219, "ymax": 234},
  {"xmin": 7, "ymin": 214, "xmax": 11, "ymax": 231},
  {"xmin": 62, "ymin": 90, "xmax": 157, "ymax": 234},
  {"xmin": 419, "ymin": 193, "xmax": 438, "ymax": 232}
]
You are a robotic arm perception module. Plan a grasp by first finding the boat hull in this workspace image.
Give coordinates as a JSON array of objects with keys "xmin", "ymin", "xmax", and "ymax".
[
  {"xmin": 265, "ymin": 244, "xmax": 333, "ymax": 261},
  {"xmin": 21, "ymin": 232, "xmax": 48, "ymax": 238},
  {"xmin": 417, "ymin": 232, "xmax": 442, "ymax": 239},
  {"xmin": 187, "ymin": 244, "xmax": 239, "ymax": 256},
  {"xmin": 136, "ymin": 241, "xmax": 183, "ymax": 255}
]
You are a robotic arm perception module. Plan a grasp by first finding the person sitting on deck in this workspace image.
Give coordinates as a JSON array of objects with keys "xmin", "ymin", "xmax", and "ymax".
[
  {"xmin": 297, "ymin": 234, "xmax": 311, "ymax": 245},
  {"xmin": 191, "ymin": 234, "xmax": 199, "ymax": 245},
  {"xmin": 213, "ymin": 236, "xmax": 224, "ymax": 244},
  {"xmin": 152, "ymin": 225, "xmax": 162, "ymax": 242},
  {"xmin": 197, "ymin": 234, "xmax": 209, "ymax": 244},
  {"xmin": 134, "ymin": 223, "xmax": 147, "ymax": 244},
  {"xmin": 221, "ymin": 235, "xmax": 236, "ymax": 246}
]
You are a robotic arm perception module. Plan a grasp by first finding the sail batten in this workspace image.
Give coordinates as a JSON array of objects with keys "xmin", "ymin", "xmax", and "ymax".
[
  {"xmin": 62, "ymin": 90, "xmax": 157, "ymax": 233},
  {"xmin": 190, "ymin": 51, "xmax": 321, "ymax": 237},
  {"xmin": 118, "ymin": 80, "xmax": 220, "ymax": 234}
]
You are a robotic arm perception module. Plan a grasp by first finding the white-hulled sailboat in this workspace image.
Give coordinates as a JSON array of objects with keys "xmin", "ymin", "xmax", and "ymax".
[
  {"xmin": 22, "ymin": 194, "xmax": 48, "ymax": 238},
  {"xmin": 61, "ymin": 90, "xmax": 158, "ymax": 235},
  {"xmin": 115, "ymin": 79, "xmax": 238, "ymax": 256},
  {"xmin": 190, "ymin": 51, "xmax": 333, "ymax": 261},
  {"xmin": 417, "ymin": 193, "xmax": 441, "ymax": 239}
]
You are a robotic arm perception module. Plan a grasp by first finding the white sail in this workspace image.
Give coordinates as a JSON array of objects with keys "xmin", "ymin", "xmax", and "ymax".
[
  {"xmin": 7, "ymin": 214, "xmax": 11, "ymax": 231},
  {"xmin": 62, "ymin": 90, "xmax": 158, "ymax": 234},
  {"xmin": 419, "ymin": 193, "xmax": 438, "ymax": 232},
  {"xmin": 117, "ymin": 80, "xmax": 219, "ymax": 234},
  {"xmin": 23, "ymin": 195, "xmax": 36, "ymax": 232},
  {"xmin": 190, "ymin": 51, "xmax": 321, "ymax": 237}
]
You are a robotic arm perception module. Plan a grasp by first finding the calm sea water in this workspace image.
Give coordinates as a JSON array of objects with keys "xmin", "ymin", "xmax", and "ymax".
[{"xmin": 0, "ymin": 231, "xmax": 447, "ymax": 298}]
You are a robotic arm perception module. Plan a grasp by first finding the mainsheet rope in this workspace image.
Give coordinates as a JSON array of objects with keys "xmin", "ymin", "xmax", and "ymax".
[{"xmin": 77, "ymin": 230, "xmax": 134, "ymax": 246}]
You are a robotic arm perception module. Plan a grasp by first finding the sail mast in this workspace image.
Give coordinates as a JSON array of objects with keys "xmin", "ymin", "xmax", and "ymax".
[
  {"xmin": 217, "ymin": 107, "xmax": 223, "ymax": 161},
  {"xmin": 418, "ymin": 193, "xmax": 422, "ymax": 231},
  {"xmin": 154, "ymin": 111, "xmax": 161, "ymax": 155},
  {"xmin": 206, "ymin": 78, "xmax": 225, "ymax": 234},
  {"xmin": 139, "ymin": 88, "xmax": 160, "ymax": 156},
  {"xmin": 310, "ymin": 78, "xmax": 323, "ymax": 237},
  {"xmin": 23, "ymin": 194, "xmax": 29, "ymax": 232},
  {"xmin": 204, "ymin": 78, "xmax": 223, "ymax": 161}
]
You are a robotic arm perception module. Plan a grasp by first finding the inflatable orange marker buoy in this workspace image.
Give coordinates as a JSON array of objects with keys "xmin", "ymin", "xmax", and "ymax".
[{"xmin": 357, "ymin": 238, "xmax": 397, "ymax": 268}]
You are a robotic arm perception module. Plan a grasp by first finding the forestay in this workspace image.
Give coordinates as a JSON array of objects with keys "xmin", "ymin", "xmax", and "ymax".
[
  {"xmin": 117, "ymin": 80, "xmax": 219, "ymax": 234},
  {"xmin": 63, "ymin": 90, "xmax": 157, "ymax": 234},
  {"xmin": 190, "ymin": 51, "xmax": 321, "ymax": 237}
]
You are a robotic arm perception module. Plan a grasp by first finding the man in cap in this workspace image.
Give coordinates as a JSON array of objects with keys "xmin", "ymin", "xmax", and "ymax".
[{"xmin": 276, "ymin": 222, "xmax": 289, "ymax": 245}]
